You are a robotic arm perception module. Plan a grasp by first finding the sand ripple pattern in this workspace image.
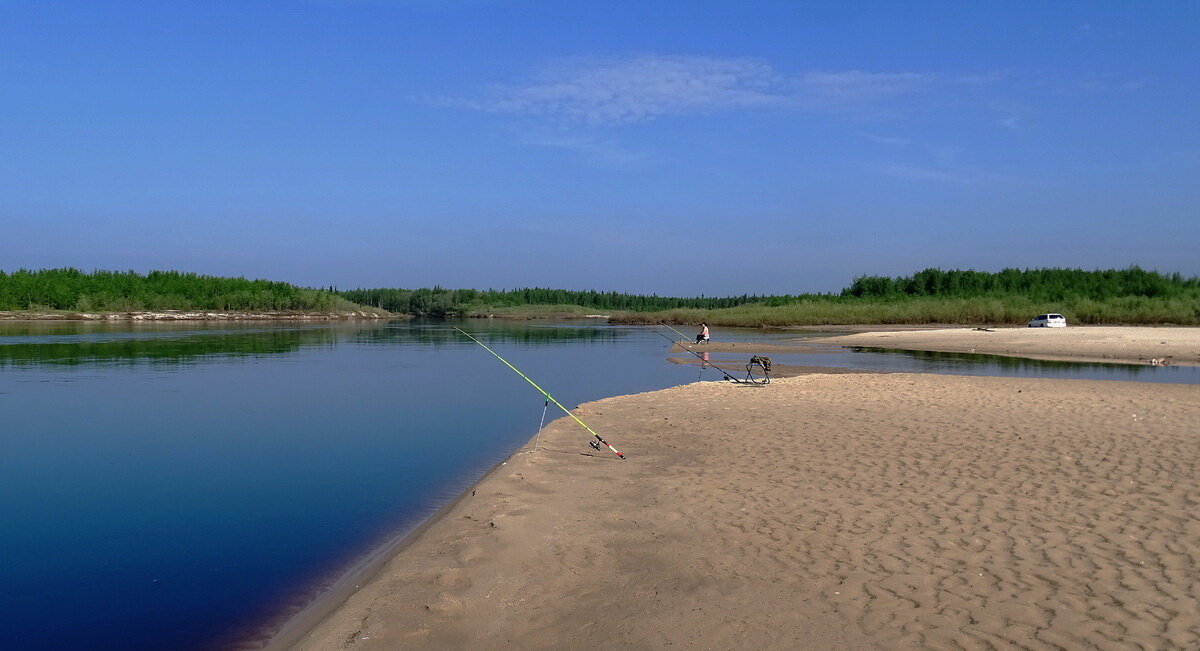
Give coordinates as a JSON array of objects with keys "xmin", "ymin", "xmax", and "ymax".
[{"xmin": 290, "ymin": 373, "xmax": 1200, "ymax": 650}]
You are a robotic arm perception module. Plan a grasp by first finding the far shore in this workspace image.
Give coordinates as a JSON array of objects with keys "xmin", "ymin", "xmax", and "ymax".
[
  {"xmin": 817, "ymin": 325, "xmax": 1200, "ymax": 367},
  {"xmin": 272, "ymin": 372, "xmax": 1200, "ymax": 649},
  {"xmin": 0, "ymin": 309, "xmax": 392, "ymax": 321}
]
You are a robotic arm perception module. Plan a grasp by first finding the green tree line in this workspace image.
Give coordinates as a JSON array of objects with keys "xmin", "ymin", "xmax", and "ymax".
[
  {"xmin": 842, "ymin": 267, "xmax": 1199, "ymax": 300},
  {"xmin": 341, "ymin": 267, "xmax": 1199, "ymax": 317},
  {"xmin": 336, "ymin": 287, "xmax": 765, "ymax": 315},
  {"xmin": 611, "ymin": 267, "xmax": 1200, "ymax": 326},
  {"xmin": 0, "ymin": 268, "xmax": 361, "ymax": 312},
  {"xmin": 5, "ymin": 266, "xmax": 1196, "ymax": 323}
]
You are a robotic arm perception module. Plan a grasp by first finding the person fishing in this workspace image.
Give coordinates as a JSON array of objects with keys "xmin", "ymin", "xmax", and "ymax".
[{"xmin": 695, "ymin": 322, "xmax": 710, "ymax": 344}]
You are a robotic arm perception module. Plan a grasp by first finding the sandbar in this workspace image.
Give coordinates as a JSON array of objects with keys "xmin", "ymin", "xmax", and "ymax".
[
  {"xmin": 819, "ymin": 326, "xmax": 1200, "ymax": 366},
  {"xmin": 276, "ymin": 372, "xmax": 1200, "ymax": 649}
]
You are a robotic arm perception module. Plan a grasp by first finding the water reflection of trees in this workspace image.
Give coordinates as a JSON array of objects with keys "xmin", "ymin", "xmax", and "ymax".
[
  {"xmin": 0, "ymin": 320, "xmax": 279, "ymax": 337},
  {"xmin": 0, "ymin": 320, "xmax": 628, "ymax": 367},
  {"xmin": 0, "ymin": 328, "xmax": 336, "ymax": 367},
  {"xmin": 344, "ymin": 320, "xmax": 627, "ymax": 347}
]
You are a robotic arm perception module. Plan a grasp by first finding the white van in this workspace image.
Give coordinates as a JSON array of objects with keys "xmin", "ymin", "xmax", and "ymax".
[{"xmin": 1028, "ymin": 314, "xmax": 1067, "ymax": 328}]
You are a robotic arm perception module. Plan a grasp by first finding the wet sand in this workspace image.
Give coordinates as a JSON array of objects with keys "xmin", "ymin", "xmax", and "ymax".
[
  {"xmin": 665, "ymin": 355, "xmax": 873, "ymax": 378},
  {"xmin": 276, "ymin": 373, "xmax": 1200, "ymax": 649},
  {"xmin": 819, "ymin": 326, "xmax": 1200, "ymax": 366}
]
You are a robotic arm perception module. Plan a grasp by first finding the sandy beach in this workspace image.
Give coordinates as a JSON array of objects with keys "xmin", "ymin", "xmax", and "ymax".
[
  {"xmin": 276, "ymin": 372, "xmax": 1200, "ymax": 649},
  {"xmin": 818, "ymin": 326, "xmax": 1200, "ymax": 367}
]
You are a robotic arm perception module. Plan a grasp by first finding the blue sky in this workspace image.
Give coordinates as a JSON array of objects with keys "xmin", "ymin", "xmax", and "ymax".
[{"xmin": 2, "ymin": 1, "xmax": 1197, "ymax": 294}]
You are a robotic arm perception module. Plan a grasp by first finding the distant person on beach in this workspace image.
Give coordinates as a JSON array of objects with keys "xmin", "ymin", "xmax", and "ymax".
[{"xmin": 695, "ymin": 323, "xmax": 710, "ymax": 344}]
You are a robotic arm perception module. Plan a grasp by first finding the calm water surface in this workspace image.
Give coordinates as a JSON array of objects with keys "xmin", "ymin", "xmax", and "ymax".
[{"xmin": 1, "ymin": 320, "xmax": 1193, "ymax": 650}]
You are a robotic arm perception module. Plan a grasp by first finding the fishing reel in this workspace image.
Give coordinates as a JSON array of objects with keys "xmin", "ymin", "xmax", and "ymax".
[{"xmin": 589, "ymin": 440, "xmax": 602, "ymax": 452}]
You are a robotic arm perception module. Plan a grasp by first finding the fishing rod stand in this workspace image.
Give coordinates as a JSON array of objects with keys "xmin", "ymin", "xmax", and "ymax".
[
  {"xmin": 743, "ymin": 355, "xmax": 772, "ymax": 385},
  {"xmin": 708, "ymin": 355, "xmax": 773, "ymax": 385},
  {"xmin": 517, "ymin": 397, "xmax": 552, "ymax": 456}
]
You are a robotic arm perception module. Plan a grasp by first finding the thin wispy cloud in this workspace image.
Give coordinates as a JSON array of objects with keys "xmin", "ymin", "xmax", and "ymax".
[
  {"xmin": 795, "ymin": 70, "xmax": 935, "ymax": 107},
  {"xmin": 981, "ymin": 98, "xmax": 1031, "ymax": 133},
  {"xmin": 879, "ymin": 164, "xmax": 1008, "ymax": 185},
  {"xmin": 861, "ymin": 133, "xmax": 913, "ymax": 146},
  {"xmin": 1077, "ymin": 72, "xmax": 1153, "ymax": 92},
  {"xmin": 436, "ymin": 55, "xmax": 784, "ymax": 125},
  {"xmin": 434, "ymin": 55, "xmax": 987, "ymax": 126},
  {"xmin": 880, "ymin": 165, "xmax": 965, "ymax": 183},
  {"xmin": 518, "ymin": 133, "xmax": 651, "ymax": 168},
  {"xmin": 862, "ymin": 136, "xmax": 1008, "ymax": 185}
]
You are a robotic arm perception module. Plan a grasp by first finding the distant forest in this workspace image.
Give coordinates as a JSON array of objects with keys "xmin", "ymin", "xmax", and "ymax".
[
  {"xmin": 841, "ymin": 267, "xmax": 1199, "ymax": 300},
  {"xmin": 3, "ymin": 267, "xmax": 1196, "ymax": 325},
  {"xmin": 340, "ymin": 267, "xmax": 1199, "ymax": 316},
  {"xmin": 0, "ymin": 269, "xmax": 360, "ymax": 312},
  {"xmin": 335, "ymin": 287, "xmax": 765, "ymax": 315}
]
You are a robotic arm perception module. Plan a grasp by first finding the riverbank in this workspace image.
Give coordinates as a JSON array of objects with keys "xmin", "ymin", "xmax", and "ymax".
[
  {"xmin": 274, "ymin": 372, "xmax": 1200, "ymax": 649},
  {"xmin": 819, "ymin": 326, "xmax": 1200, "ymax": 367},
  {"xmin": 606, "ymin": 296, "xmax": 1200, "ymax": 327},
  {"xmin": 0, "ymin": 309, "xmax": 391, "ymax": 321}
]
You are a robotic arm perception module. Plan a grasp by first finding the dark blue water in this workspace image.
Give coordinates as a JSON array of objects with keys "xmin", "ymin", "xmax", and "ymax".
[
  {"xmin": 0, "ymin": 320, "xmax": 710, "ymax": 650},
  {"xmin": 0, "ymin": 320, "xmax": 1193, "ymax": 650}
]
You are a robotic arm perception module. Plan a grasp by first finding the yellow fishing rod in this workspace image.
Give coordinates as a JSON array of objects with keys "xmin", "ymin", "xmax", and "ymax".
[{"xmin": 452, "ymin": 326, "xmax": 625, "ymax": 459}]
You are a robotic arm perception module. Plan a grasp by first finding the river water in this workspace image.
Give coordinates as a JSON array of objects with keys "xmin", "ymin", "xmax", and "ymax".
[{"xmin": 1, "ymin": 319, "xmax": 1194, "ymax": 650}]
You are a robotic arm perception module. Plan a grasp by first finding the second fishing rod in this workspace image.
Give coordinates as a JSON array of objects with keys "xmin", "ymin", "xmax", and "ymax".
[
  {"xmin": 660, "ymin": 322, "xmax": 693, "ymax": 343},
  {"xmin": 651, "ymin": 327, "xmax": 742, "ymax": 383}
]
